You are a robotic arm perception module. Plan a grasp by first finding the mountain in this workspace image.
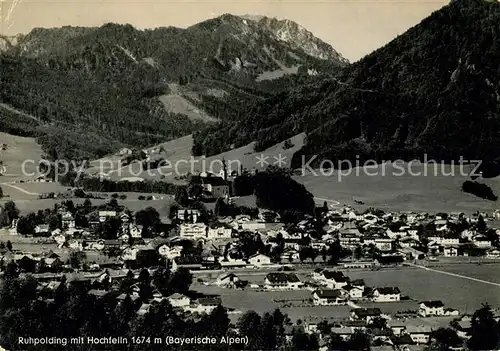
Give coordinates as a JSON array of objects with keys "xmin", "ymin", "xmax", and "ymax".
[
  {"xmin": 193, "ymin": 0, "xmax": 500, "ymax": 167},
  {"xmin": 0, "ymin": 16, "xmax": 347, "ymax": 160}
]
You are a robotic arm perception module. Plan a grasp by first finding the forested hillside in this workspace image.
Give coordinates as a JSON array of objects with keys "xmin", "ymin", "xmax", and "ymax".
[
  {"xmin": 193, "ymin": 0, "xmax": 500, "ymax": 167},
  {"xmin": 0, "ymin": 16, "xmax": 346, "ymax": 160}
]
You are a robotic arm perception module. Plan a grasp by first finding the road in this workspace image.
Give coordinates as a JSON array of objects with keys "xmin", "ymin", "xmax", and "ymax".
[
  {"xmin": 0, "ymin": 182, "xmax": 40, "ymax": 196},
  {"xmin": 314, "ymin": 197, "xmax": 341, "ymax": 207},
  {"xmin": 408, "ymin": 263, "xmax": 500, "ymax": 288}
]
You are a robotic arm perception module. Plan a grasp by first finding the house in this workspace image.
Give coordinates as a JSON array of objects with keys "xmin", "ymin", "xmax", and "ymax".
[
  {"xmin": 207, "ymin": 226, "xmax": 232, "ymax": 239},
  {"xmin": 187, "ymin": 298, "xmax": 221, "ymax": 314},
  {"xmin": 486, "ymin": 248, "xmax": 500, "ymax": 259},
  {"xmin": 248, "ymin": 254, "xmax": 272, "ymax": 267},
  {"xmin": 428, "ymin": 236, "xmax": 459, "ymax": 246},
  {"xmin": 406, "ymin": 326, "xmax": 432, "ymax": 344},
  {"xmin": 129, "ymin": 224, "xmax": 142, "ymax": 239},
  {"xmin": 200, "ymin": 175, "xmax": 230, "ymax": 199},
  {"xmin": 280, "ymin": 249, "xmax": 300, "ymax": 262},
  {"xmin": 444, "ymin": 308, "xmax": 460, "ymax": 316},
  {"xmin": 35, "ymin": 224, "xmax": 50, "ymax": 235},
  {"xmin": 121, "ymin": 247, "xmax": 139, "ymax": 261},
  {"xmin": 99, "ymin": 211, "xmax": 117, "ymax": 223},
  {"xmin": 374, "ymin": 238, "xmax": 393, "ymax": 252},
  {"xmin": 61, "ymin": 212, "xmax": 75, "ymax": 229},
  {"xmin": 168, "ymin": 293, "xmax": 191, "ymax": 308},
  {"xmin": 157, "ymin": 244, "xmax": 182, "ymax": 260},
  {"xmin": 329, "ymin": 327, "xmax": 354, "ymax": 341},
  {"xmin": 179, "ymin": 223, "xmax": 207, "ymax": 238},
  {"xmin": 264, "ymin": 273, "xmax": 302, "ymax": 290},
  {"xmin": 312, "ymin": 289, "xmax": 347, "ymax": 306},
  {"xmin": 419, "ymin": 300, "xmax": 444, "ymax": 317},
  {"xmin": 177, "ymin": 209, "xmax": 200, "ymax": 223},
  {"xmin": 350, "ymin": 308, "xmax": 382, "ymax": 323},
  {"xmin": 372, "ymin": 287, "xmax": 401, "ymax": 302},
  {"xmin": 343, "ymin": 285, "xmax": 364, "ymax": 300},
  {"xmin": 375, "ymin": 255, "xmax": 404, "ymax": 266},
  {"xmin": 215, "ymin": 273, "xmax": 240, "ymax": 287},
  {"xmin": 473, "ymin": 236, "xmax": 492, "ymax": 248},
  {"xmin": 387, "ymin": 321, "xmax": 407, "ymax": 336},
  {"xmin": 443, "ymin": 246, "xmax": 459, "ymax": 257},
  {"xmin": 319, "ymin": 270, "xmax": 350, "ymax": 289},
  {"xmin": 312, "ymin": 268, "xmax": 325, "ymax": 280},
  {"xmin": 339, "ymin": 231, "xmax": 361, "ymax": 249}
]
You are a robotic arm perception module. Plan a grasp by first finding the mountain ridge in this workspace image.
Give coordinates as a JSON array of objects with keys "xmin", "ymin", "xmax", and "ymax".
[
  {"xmin": 193, "ymin": 0, "xmax": 500, "ymax": 167},
  {"xmin": 0, "ymin": 15, "xmax": 347, "ymax": 160}
]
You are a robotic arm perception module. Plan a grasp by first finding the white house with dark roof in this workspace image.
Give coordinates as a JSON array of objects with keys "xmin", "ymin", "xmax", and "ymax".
[
  {"xmin": 318, "ymin": 270, "xmax": 350, "ymax": 289},
  {"xmin": 419, "ymin": 300, "xmax": 444, "ymax": 317},
  {"xmin": 248, "ymin": 253, "xmax": 272, "ymax": 267},
  {"xmin": 168, "ymin": 293, "xmax": 191, "ymax": 308},
  {"xmin": 312, "ymin": 289, "xmax": 348, "ymax": 306},
  {"xmin": 343, "ymin": 285, "xmax": 364, "ymax": 300},
  {"xmin": 372, "ymin": 287, "xmax": 401, "ymax": 302},
  {"xmin": 264, "ymin": 273, "xmax": 302, "ymax": 290},
  {"xmin": 215, "ymin": 272, "xmax": 240, "ymax": 287}
]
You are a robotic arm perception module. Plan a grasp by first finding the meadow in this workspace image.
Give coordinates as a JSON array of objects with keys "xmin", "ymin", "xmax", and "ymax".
[{"xmin": 193, "ymin": 263, "xmax": 500, "ymax": 323}]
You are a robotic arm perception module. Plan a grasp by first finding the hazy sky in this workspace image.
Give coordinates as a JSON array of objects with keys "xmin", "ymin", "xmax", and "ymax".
[{"xmin": 1, "ymin": 0, "xmax": 448, "ymax": 62}]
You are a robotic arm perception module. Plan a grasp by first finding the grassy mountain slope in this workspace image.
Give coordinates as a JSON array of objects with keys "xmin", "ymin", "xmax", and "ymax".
[{"xmin": 193, "ymin": 0, "xmax": 500, "ymax": 166}]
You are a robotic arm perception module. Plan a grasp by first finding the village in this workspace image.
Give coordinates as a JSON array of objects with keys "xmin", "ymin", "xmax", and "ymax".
[{"xmin": 0, "ymin": 168, "xmax": 500, "ymax": 350}]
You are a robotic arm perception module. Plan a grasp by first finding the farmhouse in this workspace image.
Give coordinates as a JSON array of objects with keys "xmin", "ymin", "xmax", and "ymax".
[
  {"xmin": 199, "ymin": 174, "xmax": 230, "ymax": 199},
  {"xmin": 350, "ymin": 308, "xmax": 382, "ymax": 323},
  {"xmin": 215, "ymin": 273, "xmax": 240, "ymax": 287},
  {"xmin": 207, "ymin": 226, "xmax": 232, "ymax": 239},
  {"xmin": 177, "ymin": 209, "xmax": 200, "ymax": 223},
  {"xmin": 427, "ymin": 236, "xmax": 459, "ymax": 246},
  {"xmin": 319, "ymin": 270, "xmax": 350, "ymax": 289},
  {"xmin": 157, "ymin": 244, "xmax": 182, "ymax": 260},
  {"xmin": 179, "ymin": 223, "xmax": 207, "ymax": 238},
  {"xmin": 343, "ymin": 285, "xmax": 364, "ymax": 300},
  {"xmin": 372, "ymin": 287, "xmax": 401, "ymax": 302},
  {"xmin": 473, "ymin": 236, "xmax": 492, "ymax": 248},
  {"xmin": 61, "ymin": 212, "xmax": 75, "ymax": 229},
  {"xmin": 419, "ymin": 301, "xmax": 444, "ymax": 317},
  {"xmin": 443, "ymin": 246, "xmax": 459, "ymax": 257},
  {"xmin": 312, "ymin": 289, "xmax": 347, "ymax": 306},
  {"xmin": 264, "ymin": 273, "xmax": 302, "ymax": 290},
  {"xmin": 406, "ymin": 326, "xmax": 432, "ymax": 344},
  {"xmin": 35, "ymin": 224, "xmax": 50, "ymax": 235},
  {"xmin": 374, "ymin": 238, "xmax": 393, "ymax": 252},
  {"xmin": 168, "ymin": 293, "xmax": 191, "ymax": 308},
  {"xmin": 99, "ymin": 211, "xmax": 117, "ymax": 223},
  {"xmin": 186, "ymin": 298, "xmax": 221, "ymax": 314},
  {"xmin": 248, "ymin": 254, "xmax": 272, "ymax": 267}
]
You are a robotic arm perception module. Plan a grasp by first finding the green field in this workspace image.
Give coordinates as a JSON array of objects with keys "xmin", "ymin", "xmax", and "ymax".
[
  {"xmin": 0, "ymin": 192, "xmax": 174, "ymax": 216},
  {"xmin": 0, "ymin": 132, "xmax": 43, "ymax": 179},
  {"xmin": 194, "ymin": 263, "xmax": 500, "ymax": 323},
  {"xmin": 296, "ymin": 163, "xmax": 500, "ymax": 214}
]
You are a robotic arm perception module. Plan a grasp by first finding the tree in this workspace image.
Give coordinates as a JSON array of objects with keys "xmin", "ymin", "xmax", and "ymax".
[
  {"xmin": 237, "ymin": 311, "xmax": 262, "ymax": 349},
  {"xmin": 428, "ymin": 328, "xmax": 462, "ymax": 350},
  {"xmin": 467, "ymin": 303, "xmax": 500, "ymax": 350},
  {"xmin": 291, "ymin": 328, "xmax": 319, "ymax": 350},
  {"xmin": 169, "ymin": 268, "xmax": 192, "ymax": 294},
  {"xmin": 3, "ymin": 201, "xmax": 19, "ymax": 224},
  {"xmin": 83, "ymin": 198, "xmax": 93, "ymax": 214},
  {"xmin": 347, "ymin": 330, "xmax": 371, "ymax": 351},
  {"xmin": 16, "ymin": 215, "xmax": 36, "ymax": 235},
  {"xmin": 68, "ymin": 250, "xmax": 87, "ymax": 269},
  {"xmin": 174, "ymin": 187, "xmax": 189, "ymax": 207},
  {"xmin": 214, "ymin": 198, "xmax": 225, "ymax": 217},
  {"xmin": 476, "ymin": 214, "xmax": 487, "ymax": 233}
]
